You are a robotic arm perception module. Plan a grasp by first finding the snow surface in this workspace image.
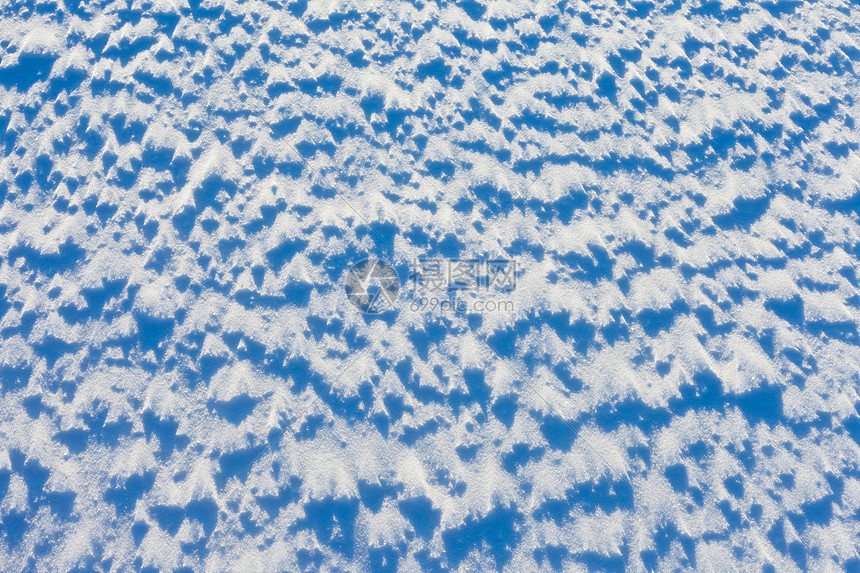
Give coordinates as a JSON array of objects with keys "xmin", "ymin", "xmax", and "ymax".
[{"xmin": 1, "ymin": 0, "xmax": 860, "ymax": 571}]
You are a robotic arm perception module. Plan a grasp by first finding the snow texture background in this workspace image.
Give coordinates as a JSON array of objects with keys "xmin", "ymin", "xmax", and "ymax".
[{"xmin": 1, "ymin": 0, "xmax": 860, "ymax": 570}]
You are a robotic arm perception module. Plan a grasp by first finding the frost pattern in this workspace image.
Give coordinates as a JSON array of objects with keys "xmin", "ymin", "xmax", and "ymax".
[{"xmin": 1, "ymin": 0, "xmax": 860, "ymax": 571}]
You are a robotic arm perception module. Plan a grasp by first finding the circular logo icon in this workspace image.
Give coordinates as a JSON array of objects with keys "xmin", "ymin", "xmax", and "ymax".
[{"xmin": 344, "ymin": 258, "xmax": 400, "ymax": 314}]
